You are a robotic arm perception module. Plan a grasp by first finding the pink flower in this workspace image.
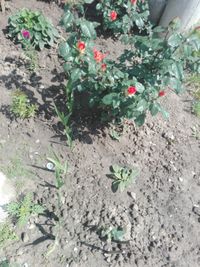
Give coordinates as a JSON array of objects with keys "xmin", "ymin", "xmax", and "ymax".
[
  {"xmin": 110, "ymin": 11, "xmax": 117, "ymax": 21},
  {"xmin": 93, "ymin": 48, "xmax": 107, "ymax": 63},
  {"xmin": 131, "ymin": 0, "xmax": 137, "ymax": 5},
  {"xmin": 127, "ymin": 86, "xmax": 137, "ymax": 95},
  {"xmin": 101, "ymin": 63, "xmax": 107, "ymax": 71},
  {"xmin": 21, "ymin": 30, "xmax": 30, "ymax": 39},
  {"xmin": 77, "ymin": 41, "xmax": 86, "ymax": 53},
  {"xmin": 159, "ymin": 91, "xmax": 165, "ymax": 97}
]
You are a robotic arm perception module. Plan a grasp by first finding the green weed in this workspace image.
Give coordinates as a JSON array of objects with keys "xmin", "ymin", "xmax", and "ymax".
[
  {"xmin": 11, "ymin": 90, "xmax": 37, "ymax": 119},
  {"xmin": 109, "ymin": 164, "xmax": 139, "ymax": 192},
  {"xmin": 6, "ymin": 193, "xmax": 44, "ymax": 227}
]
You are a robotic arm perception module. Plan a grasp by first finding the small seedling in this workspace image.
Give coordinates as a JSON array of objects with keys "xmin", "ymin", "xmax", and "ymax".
[
  {"xmin": 54, "ymin": 105, "xmax": 73, "ymax": 148},
  {"xmin": 191, "ymin": 126, "xmax": 200, "ymax": 139},
  {"xmin": 45, "ymin": 152, "xmax": 68, "ymax": 257},
  {"xmin": 47, "ymin": 151, "xmax": 68, "ymax": 189},
  {"xmin": 6, "ymin": 193, "xmax": 44, "ymax": 226},
  {"xmin": 0, "ymin": 223, "xmax": 18, "ymax": 248},
  {"xmin": 11, "ymin": 90, "xmax": 37, "ymax": 119},
  {"xmin": 109, "ymin": 164, "xmax": 139, "ymax": 192},
  {"xmin": 99, "ymin": 226, "xmax": 125, "ymax": 242}
]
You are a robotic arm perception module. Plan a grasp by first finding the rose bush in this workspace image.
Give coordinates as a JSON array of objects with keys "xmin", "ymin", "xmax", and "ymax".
[
  {"xmin": 96, "ymin": 0, "xmax": 150, "ymax": 35},
  {"xmin": 58, "ymin": 3, "xmax": 200, "ymax": 132}
]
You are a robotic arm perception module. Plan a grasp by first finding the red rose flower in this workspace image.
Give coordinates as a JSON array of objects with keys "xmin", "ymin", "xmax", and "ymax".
[
  {"xmin": 127, "ymin": 86, "xmax": 137, "ymax": 95},
  {"xmin": 101, "ymin": 63, "xmax": 107, "ymax": 71},
  {"xmin": 131, "ymin": 0, "xmax": 137, "ymax": 5},
  {"xmin": 110, "ymin": 11, "xmax": 117, "ymax": 21},
  {"xmin": 22, "ymin": 29, "xmax": 30, "ymax": 39},
  {"xmin": 93, "ymin": 48, "xmax": 107, "ymax": 63},
  {"xmin": 77, "ymin": 41, "xmax": 86, "ymax": 53},
  {"xmin": 159, "ymin": 91, "xmax": 165, "ymax": 97}
]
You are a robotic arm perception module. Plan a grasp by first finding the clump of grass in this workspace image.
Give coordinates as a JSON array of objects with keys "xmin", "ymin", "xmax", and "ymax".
[
  {"xmin": 11, "ymin": 90, "xmax": 37, "ymax": 119},
  {"xmin": 193, "ymin": 101, "xmax": 200, "ymax": 117},
  {"xmin": 1, "ymin": 157, "xmax": 32, "ymax": 180},
  {"xmin": 0, "ymin": 223, "xmax": 18, "ymax": 248},
  {"xmin": 187, "ymin": 74, "xmax": 200, "ymax": 118}
]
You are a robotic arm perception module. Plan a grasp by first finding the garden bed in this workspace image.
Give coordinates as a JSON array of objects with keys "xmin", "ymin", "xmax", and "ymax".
[{"xmin": 0, "ymin": 1, "xmax": 200, "ymax": 267}]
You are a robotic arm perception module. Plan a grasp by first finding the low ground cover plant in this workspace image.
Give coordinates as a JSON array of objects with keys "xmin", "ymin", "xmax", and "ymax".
[
  {"xmin": 0, "ymin": 223, "xmax": 18, "ymax": 248},
  {"xmin": 11, "ymin": 90, "xmax": 37, "ymax": 119},
  {"xmin": 8, "ymin": 8, "xmax": 59, "ymax": 50}
]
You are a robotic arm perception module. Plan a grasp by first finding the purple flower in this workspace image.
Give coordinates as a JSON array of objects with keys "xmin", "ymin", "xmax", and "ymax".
[{"xmin": 21, "ymin": 30, "xmax": 30, "ymax": 39}]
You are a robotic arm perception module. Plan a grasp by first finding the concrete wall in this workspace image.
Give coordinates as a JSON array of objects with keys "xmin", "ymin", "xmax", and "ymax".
[
  {"xmin": 149, "ymin": 0, "xmax": 200, "ymax": 31},
  {"xmin": 159, "ymin": 0, "xmax": 200, "ymax": 31},
  {"xmin": 149, "ymin": 0, "xmax": 167, "ymax": 24}
]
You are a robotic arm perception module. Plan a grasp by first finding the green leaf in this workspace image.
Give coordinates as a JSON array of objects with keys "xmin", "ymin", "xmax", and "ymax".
[
  {"xmin": 150, "ymin": 102, "xmax": 160, "ymax": 116},
  {"xmin": 80, "ymin": 20, "xmax": 96, "ymax": 39},
  {"xmin": 63, "ymin": 62, "xmax": 71, "ymax": 72},
  {"xmin": 96, "ymin": 3, "xmax": 102, "ymax": 10},
  {"xmin": 71, "ymin": 68, "xmax": 82, "ymax": 83},
  {"xmin": 168, "ymin": 33, "xmax": 182, "ymax": 47},
  {"xmin": 112, "ymin": 180, "xmax": 120, "ymax": 193},
  {"xmin": 59, "ymin": 42, "xmax": 71, "ymax": 60},
  {"xmin": 111, "ymin": 164, "xmax": 122, "ymax": 174},
  {"xmin": 61, "ymin": 10, "xmax": 73, "ymax": 29},
  {"xmin": 136, "ymin": 99, "xmax": 148, "ymax": 112},
  {"xmin": 169, "ymin": 62, "xmax": 184, "ymax": 80},
  {"xmin": 118, "ymin": 181, "xmax": 126, "ymax": 192},
  {"xmin": 102, "ymin": 93, "xmax": 119, "ymax": 106},
  {"xmin": 135, "ymin": 82, "xmax": 145, "ymax": 93},
  {"xmin": 39, "ymin": 40, "xmax": 45, "ymax": 50},
  {"xmin": 158, "ymin": 106, "xmax": 169, "ymax": 119},
  {"xmin": 111, "ymin": 228, "xmax": 124, "ymax": 241},
  {"xmin": 134, "ymin": 113, "xmax": 146, "ymax": 126},
  {"xmin": 84, "ymin": 0, "xmax": 94, "ymax": 3}
]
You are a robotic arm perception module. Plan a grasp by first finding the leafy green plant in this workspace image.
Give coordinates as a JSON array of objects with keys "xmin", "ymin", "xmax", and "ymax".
[
  {"xmin": 109, "ymin": 164, "xmax": 139, "ymax": 192},
  {"xmin": 0, "ymin": 223, "xmax": 18, "ymax": 248},
  {"xmin": 11, "ymin": 90, "xmax": 37, "ymax": 119},
  {"xmin": 96, "ymin": 0, "xmax": 150, "ymax": 35},
  {"xmin": 8, "ymin": 8, "xmax": 59, "ymax": 50},
  {"xmin": 6, "ymin": 193, "xmax": 44, "ymax": 226}
]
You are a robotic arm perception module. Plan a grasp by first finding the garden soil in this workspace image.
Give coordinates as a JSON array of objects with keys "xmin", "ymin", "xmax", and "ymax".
[{"xmin": 0, "ymin": 1, "xmax": 200, "ymax": 267}]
